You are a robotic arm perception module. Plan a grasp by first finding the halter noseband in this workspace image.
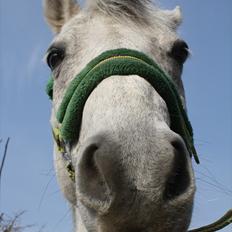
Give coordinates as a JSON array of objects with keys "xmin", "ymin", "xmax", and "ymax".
[{"xmin": 47, "ymin": 48, "xmax": 199, "ymax": 160}]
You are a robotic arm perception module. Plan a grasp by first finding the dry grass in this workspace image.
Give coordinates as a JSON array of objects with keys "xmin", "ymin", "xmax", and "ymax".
[
  {"xmin": 0, "ymin": 139, "xmax": 45, "ymax": 232},
  {"xmin": 0, "ymin": 212, "xmax": 33, "ymax": 232}
]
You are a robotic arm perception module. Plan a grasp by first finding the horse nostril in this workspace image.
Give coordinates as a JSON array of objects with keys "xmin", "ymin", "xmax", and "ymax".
[
  {"xmin": 164, "ymin": 137, "xmax": 190, "ymax": 200},
  {"xmin": 171, "ymin": 137, "xmax": 186, "ymax": 154},
  {"xmin": 76, "ymin": 134, "xmax": 117, "ymax": 214},
  {"xmin": 83, "ymin": 144, "xmax": 99, "ymax": 170}
]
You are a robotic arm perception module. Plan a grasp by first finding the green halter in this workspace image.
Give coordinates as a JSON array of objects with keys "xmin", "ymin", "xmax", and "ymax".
[
  {"xmin": 46, "ymin": 48, "xmax": 232, "ymax": 232},
  {"xmin": 47, "ymin": 48, "xmax": 199, "ymax": 163}
]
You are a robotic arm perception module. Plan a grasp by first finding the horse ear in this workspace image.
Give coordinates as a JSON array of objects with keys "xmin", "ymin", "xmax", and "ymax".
[
  {"xmin": 163, "ymin": 6, "xmax": 182, "ymax": 30},
  {"xmin": 43, "ymin": 0, "xmax": 79, "ymax": 33}
]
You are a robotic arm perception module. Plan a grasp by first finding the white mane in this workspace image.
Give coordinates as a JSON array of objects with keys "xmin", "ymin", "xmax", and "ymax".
[
  {"xmin": 86, "ymin": 0, "xmax": 152, "ymax": 22},
  {"xmin": 85, "ymin": 0, "xmax": 180, "ymax": 30}
]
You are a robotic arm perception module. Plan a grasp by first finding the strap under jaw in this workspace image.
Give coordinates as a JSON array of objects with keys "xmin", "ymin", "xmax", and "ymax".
[{"xmin": 188, "ymin": 209, "xmax": 232, "ymax": 232}]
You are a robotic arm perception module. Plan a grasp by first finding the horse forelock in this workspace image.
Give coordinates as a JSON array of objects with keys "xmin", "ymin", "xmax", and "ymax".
[{"xmin": 85, "ymin": 0, "xmax": 154, "ymax": 23}]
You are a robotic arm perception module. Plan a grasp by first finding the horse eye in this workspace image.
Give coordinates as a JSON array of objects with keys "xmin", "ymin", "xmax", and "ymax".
[
  {"xmin": 169, "ymin": 40, "xmax": 189, "ymax": 64},
  {"xmin": 46, "ymin": 48, "xmax": 65, "ymax": 70}
]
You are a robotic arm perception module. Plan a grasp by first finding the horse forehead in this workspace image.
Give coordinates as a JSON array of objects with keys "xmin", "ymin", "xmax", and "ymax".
[{"xmin": 58, "ymin": 11, "xmax": 176, "ymax": 49}]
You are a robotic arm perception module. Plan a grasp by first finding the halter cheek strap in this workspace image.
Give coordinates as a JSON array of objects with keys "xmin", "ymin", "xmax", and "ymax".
[
  {"xmin": 52, "ymin": 127, "xmax": 75, "ymax": 182},
  {"xmin": 46, "ymin": 48, "xmax": 232, "ymax": 232}
]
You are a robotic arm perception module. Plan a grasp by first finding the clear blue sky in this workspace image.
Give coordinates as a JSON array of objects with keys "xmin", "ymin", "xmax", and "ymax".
[{"xmin": 0, "ymin": 0, "xmax": 231, "ymax": 231}]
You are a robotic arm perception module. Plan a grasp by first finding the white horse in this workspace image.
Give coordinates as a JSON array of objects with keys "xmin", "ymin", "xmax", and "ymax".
[{"xmin": 43, "ymin": 0, "xmax": 196, "ymax": 231}]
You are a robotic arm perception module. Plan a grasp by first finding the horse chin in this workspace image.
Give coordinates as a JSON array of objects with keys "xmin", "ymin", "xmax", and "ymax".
[
  {"xmin": 95, "ymin": 191, "xmax": 194, "ymax": 232},
  {"xmin": 75, "ymin": 186, "xmax": 194, "ymax": 232}
]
